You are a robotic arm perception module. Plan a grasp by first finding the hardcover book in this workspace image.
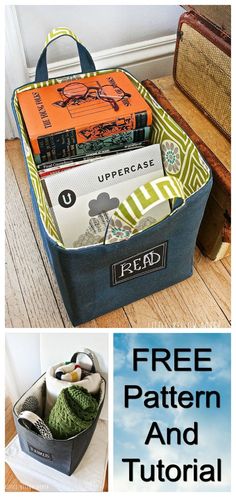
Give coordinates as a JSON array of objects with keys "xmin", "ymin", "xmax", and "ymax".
[
  {"xmin": 36, "ymin": 127, "xmax": 150, "ymax": 168},
  {"xmin": 18, "ymin": 71, "xmax": 152, "ymax": 164},
  {"xmin": 41, "ymin": 144, "xmax": 170, "ymax": 248}
]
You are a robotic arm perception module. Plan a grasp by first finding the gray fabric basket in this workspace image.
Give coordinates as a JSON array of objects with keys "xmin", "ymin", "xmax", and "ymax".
[{"xmin": 13, "ymin": 352, "xmax": 106, "ymax": 475}]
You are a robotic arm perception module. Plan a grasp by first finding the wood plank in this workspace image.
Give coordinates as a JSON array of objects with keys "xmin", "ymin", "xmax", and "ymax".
[
  {"xmin": 82, "ymin": 309, "xmax": 131, "ymax": 328},
  {"xmin": 81, "ymin": 318, "xmax": 98, "ymax": 328},
  {"xmin": 5, "ymin": 237, "xmax": 31, "ymax": 328},
  {"xmin": 95, "ymin": 308, "xmax": 131, "ymax": 328},
  {"xmin": 5, "ymin": 399, "xmax": 17, "ymax": 446},
  {"xmin": 194, "ymin": 248, "xmax": 231, "ymax": 321},
  {"xmin": 5, "ymin": 148, "xmax": 65, "ymax": 328},
  {"xmin": 6, "ymin": 139, "xmax": 73, "ymax": 328},
  {"xmin": 5, "ymin": 397, "xmax": 35, "ymax": 492},
  {"xmin": 5, "ymin": 465, "xmax": 35, "ymax": 492},
  {"xmin": 175, "ymin": 269, "xmax": 229, "ymax": 328},
  {"xmin": 6, "ymin": 139, "xmax": 130, "ymax": 328},
  {"xmin": 221, "ymin": 255, "xmax": 231, "ymax": 275},
  {"xmin": 125, "ymin": 254, "xmax": 230, "ymax": 328}
]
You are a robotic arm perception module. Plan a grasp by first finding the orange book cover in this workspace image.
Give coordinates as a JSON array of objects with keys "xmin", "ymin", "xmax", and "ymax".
[{"xmin": 17, "ymin": 71, "xmax": 152, "ymax": 161}]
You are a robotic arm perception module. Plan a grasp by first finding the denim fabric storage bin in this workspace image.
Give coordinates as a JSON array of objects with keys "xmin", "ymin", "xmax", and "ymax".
[
  {"xmin": 12, "ymin": 28, "xmax": 212, "ymax": 326},
  {"xmin": 13, "ymin": 351, "xmax": 106, "ymax": 475}
]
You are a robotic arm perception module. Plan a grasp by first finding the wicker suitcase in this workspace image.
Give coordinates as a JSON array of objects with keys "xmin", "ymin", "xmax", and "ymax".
[
  {"xmin": 141, "ymin": 79, "xmax": 231, "ymax": 261},
  {"xmin": 173, "ymin": 7, "xmax": 231, "ymax": 139}
]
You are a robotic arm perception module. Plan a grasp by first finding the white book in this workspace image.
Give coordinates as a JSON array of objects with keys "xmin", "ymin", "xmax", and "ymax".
[{"xmin": 42, "ymin": 144, "xmax": 170, "ymax": 248}]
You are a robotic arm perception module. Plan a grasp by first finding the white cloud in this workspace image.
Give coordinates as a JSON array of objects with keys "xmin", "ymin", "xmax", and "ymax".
[{"xmin": 114, "ymin": 349, "xmax": 126, "ymax": 372}]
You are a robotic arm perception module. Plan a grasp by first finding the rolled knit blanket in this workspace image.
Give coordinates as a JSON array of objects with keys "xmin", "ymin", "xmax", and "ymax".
[
  {"xmin": 47, "ymin": 386, "xmax": 99, "ymax": 440},
  {"xmin": 55, "ymin": 363, "xmax": 82, "ymax": 382}
]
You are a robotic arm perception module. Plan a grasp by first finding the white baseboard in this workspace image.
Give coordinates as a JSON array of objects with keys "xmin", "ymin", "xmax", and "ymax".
[{"xmin": 28, "ymin": 34, "xmax": 176, "ymax": 81}]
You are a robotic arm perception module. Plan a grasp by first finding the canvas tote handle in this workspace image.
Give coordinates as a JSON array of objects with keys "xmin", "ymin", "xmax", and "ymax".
[
  {"xmin": 70, "ymin": 351, "xmax": 96, "ymax": 372},
  {"xmin": 105, "ymin": 175, "xmax": 186, "ymax": 244},
  {"xmin": 35, "ymin": 27, "xmax": 96, "ymax": 83}
]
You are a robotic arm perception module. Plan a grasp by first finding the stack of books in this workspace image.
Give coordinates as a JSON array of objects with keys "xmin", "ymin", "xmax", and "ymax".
[
  {"xmin": 18, "ymin": 71, "xmax": 152, "ymax": 177},
  {"xmin": 18, "ymin": 71, "xmax": 161, "ymax": 248}
]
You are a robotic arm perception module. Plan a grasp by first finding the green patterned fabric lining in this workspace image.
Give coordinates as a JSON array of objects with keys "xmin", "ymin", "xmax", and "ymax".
[
  {"xmin": 116, "ymin": 176, "xmax": 185, "ymax": 227},
  {"xmin": 105, "ymin": 175, "xmax": 186, "ymax": 244},
  {"xmin": 13, "ymin": 68, "xmax": 210, "ymax": 249}
]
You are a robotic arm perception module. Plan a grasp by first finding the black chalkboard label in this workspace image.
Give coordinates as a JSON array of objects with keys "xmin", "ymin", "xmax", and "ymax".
[
  {"xmin": 111, "ymin": 242, "xmax": 167, "ymax": 286},
  {"xmin": 28, "ymin": 443, "xmax": 52, "ymax": 460}
]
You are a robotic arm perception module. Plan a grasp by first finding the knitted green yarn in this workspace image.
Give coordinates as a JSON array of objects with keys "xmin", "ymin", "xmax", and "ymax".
[{"xmin": 47, "ymin": 386, "xmax": 99, "ymax": 440}]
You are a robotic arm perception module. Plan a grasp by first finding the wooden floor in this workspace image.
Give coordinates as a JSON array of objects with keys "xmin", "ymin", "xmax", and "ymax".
[
  {"xmin": 5, "ymin": 139, "xmax": 231, "ymax": 328},
  {"xmin": 5, "ymin": 396, "xmax": 108, "ymax": 492}
]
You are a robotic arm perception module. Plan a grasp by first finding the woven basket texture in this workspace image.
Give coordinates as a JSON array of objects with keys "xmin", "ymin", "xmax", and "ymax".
[
  {"xmin": 191, "ymin": 6, "xmax": 231, "ymax": 35},
  {"xmin": 176, "ymin": 23, "xmax": 231, "ymax": 136}
]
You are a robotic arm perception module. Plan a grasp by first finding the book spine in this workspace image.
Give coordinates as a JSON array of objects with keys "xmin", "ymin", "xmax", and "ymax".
[
  {"xmin": 35, "ymin": 127, "xmax": 150, "ymax": 166},
  {"xmin": 74, "ymin": 127, "xmax": 150, "ymax": 155},
  {"xmin": 77, "ymin": 110, "xmax": 151, "ymax": 141},
  {"xmin": 38, "ymin": 141, "xmax": 149, "ymax": 173},
  {"xmin": 132, "ymin": 127, "xmax": 150, "ymax": 142},
  {"xmin": 36, "ymin": 130, "xmax": 78, "ymax": 165},
  {"xmin": 134, "ymin": 111, "xmax": 148, "ymax": 129}
]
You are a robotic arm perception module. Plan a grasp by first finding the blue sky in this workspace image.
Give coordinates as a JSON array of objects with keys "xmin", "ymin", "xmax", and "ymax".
[{"xmin": 114, "ymin": 333, "xmax": 231, "ymax": 492}]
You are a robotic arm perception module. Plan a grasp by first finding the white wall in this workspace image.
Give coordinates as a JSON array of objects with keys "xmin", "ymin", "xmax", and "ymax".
[
  {"xmin": 6, "ymin": 334, "xmax": 41, "ymax": 402},
  {"xmin": 16, "ymin": 5, "xmax": 182, "ymax": 66},
  {"xmin": 5, "ymin": 332, "xmax": 108, "ymax": 419},
  {"xmin": 39, "ymin": 333, "xmax": 108, "ymax": 373}
]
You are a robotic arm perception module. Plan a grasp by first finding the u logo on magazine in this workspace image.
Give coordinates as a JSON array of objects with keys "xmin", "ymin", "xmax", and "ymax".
[{"xmin": 58, "ymin": 190, "xmax": 76, "ymax": 208}]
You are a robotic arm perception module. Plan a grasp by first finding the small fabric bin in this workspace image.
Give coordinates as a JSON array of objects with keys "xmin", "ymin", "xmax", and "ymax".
[
  {"xmin": 13, "ymin": 351, "xmax": 106, "ymax": 476},
  {"xmin": 12, "ymin": 27, "xmax": 213, "ymax": 326}
]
